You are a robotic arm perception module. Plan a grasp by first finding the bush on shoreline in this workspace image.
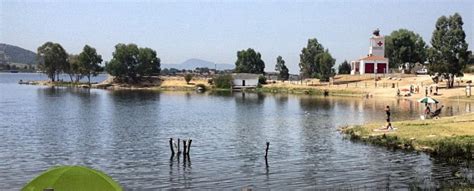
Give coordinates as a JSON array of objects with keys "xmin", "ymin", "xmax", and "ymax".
[{"xmin": 213, "ymin": 74, "xmax": 233, "ymax": 89}]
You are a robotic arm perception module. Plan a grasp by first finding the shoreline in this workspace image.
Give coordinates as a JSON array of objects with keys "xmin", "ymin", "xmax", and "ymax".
[
  {"xmin": 15, "ymin": 74, "xmax": 474, "ymax": 160},
  {"xmin": 339, "ymin": 113, "xmax": 474, "ymax": 160}
]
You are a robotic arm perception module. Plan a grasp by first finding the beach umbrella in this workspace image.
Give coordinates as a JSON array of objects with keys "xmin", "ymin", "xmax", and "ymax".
[
  {"xmin": 418, "ymin": 97, "xmax": 439, "ymax": 104},
  {"xmin": 22, "ymin": 166, "xmax": 122, "ymax": 191}
]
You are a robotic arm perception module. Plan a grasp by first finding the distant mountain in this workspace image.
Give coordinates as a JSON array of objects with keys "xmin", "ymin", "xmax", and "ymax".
[
  {"xmin": 0, "ymin": 43, "xmax": 36, "ymax": 65},
  {"xmin": 162, "ymin": 58, "xmax": 234, "ymax": 70}
]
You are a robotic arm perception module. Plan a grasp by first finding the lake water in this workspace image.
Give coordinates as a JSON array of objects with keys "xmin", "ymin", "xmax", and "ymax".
[{"xmin": 0, "ymin": 73, "xmax": 473, "ymax": 190}]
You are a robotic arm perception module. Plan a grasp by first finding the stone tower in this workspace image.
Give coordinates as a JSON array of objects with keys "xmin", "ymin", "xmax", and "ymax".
[{"xmin": 369, "ymin": 28, "xmax": 385, "ymax": 57}]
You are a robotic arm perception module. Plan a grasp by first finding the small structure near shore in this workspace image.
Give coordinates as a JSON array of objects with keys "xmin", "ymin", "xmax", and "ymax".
[
  {"xmin": 351, "ymin": 29, "xmax": 389, "ymax": 75},
  {"xmin": 231, "ymin": 73, "xmax": 259, "ymax": 89}
]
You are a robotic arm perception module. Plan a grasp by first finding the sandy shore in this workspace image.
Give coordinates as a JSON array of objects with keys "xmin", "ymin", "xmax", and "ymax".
[
  {"xmin": 23, "ymin": 73, "xmax": 474, "ymax": 101},
  {"xmin": 264, "ymin": 73, "xmax": 474, "ymax": 101}
]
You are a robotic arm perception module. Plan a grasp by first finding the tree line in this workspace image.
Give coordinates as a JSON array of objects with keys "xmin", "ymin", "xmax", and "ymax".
[
  {"xmin": 383, "ymin": 13, "xmax": 470, "ymax": 88},
  {"xmin": 338, "ymin": 13, "xmax": 471, "ymax": 88},
  {"xmin": 37, "ymin": 13, "xmax": 471, "ymax": 86},
  {"xmin": 37, "ymin": 42, "xmax": 103, "ymax": 84}
]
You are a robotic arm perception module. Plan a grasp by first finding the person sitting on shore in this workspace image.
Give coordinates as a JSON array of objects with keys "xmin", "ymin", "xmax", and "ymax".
[{"xmin": 424, "ymin": 106, "xmax": 431, "ymax": 115}]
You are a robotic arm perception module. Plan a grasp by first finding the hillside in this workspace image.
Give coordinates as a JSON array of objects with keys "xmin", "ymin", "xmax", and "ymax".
[
  {"xmin": 0, "ymin": 43, "xmax": 36, "ymax": 65},
  {"xmin": 162, "ymin": 58, "xmax": 234, "ymax": 70}
]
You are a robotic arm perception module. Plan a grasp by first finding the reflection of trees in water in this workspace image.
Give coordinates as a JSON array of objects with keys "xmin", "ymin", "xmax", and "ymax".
[
  {"xmin": 274, "ymin": 95, "xmax": 289, "ymax": 107},
  {"xmin": 232, "ymin": 92, "xmax": 266, "ymax": 173},
  {"xmin": 110, "ymin": 90, "xmax": 160, "ymax": 102},
  {"xmin": 298, "ymin": 96, "xmax": 332, "ymax": 111},
  {"xmin": 208, "ymin": 91, "xmax": 233, "ymax": 97},
  {"xmin": 234, "ymin": 92, "xmax": 266, "ymax": 105}
]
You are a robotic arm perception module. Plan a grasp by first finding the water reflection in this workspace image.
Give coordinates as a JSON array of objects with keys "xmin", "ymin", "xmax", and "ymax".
[{"xmin": 1, "ymin": 74, "xmax": 473, "ymax": 189}]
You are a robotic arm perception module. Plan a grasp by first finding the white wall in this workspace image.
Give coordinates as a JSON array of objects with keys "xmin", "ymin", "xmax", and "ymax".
[{"xmin": 233, "ymin": 79, "xmax": 258, "ymax": 86}]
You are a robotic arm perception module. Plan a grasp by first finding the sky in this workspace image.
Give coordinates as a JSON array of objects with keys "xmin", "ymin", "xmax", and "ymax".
[{"xmin": 1, "ymin": 0, "xmax": 473, "ymax": 73}]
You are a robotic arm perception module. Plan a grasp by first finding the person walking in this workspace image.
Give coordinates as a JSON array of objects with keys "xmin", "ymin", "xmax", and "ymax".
[{"xmin": 385, "ymin": 105, "xmax": 391, "ymax": 123}]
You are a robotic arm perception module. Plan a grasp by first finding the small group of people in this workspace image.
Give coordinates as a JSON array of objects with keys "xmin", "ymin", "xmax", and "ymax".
[{"xmin": 425, "ymin": 86, "xmax": 439, "ymax": 96}]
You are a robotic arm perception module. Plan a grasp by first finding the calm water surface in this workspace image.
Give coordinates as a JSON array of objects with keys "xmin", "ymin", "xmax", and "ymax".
[{"xmin": 0, "ymin": 73, "xmax": 473, "ymax": 190}]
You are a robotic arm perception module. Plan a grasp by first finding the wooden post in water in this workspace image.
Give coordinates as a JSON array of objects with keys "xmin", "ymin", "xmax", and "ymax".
[
  {"xmin": 177, "ymin": 138, "xmax": 181, "ymax": 155},
  {"xmin": 265, "ymin": 142, "xmax": 270, "ymax": 158},
  {"xmin": 183, "ymin": 139, "xmax": 187, "ymax": 156},
  {"xmin": 187, "ymin": 139, "xmax": 192, "ymax": 155},
  {"xmin": 169, "ymin": 138, "xmax": 175, "ymax": 155}
]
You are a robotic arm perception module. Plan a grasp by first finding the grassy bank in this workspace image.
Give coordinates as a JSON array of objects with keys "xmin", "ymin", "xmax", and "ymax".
[
  {"xmin": 257, "ymin": 86, "xmax": 366, "ymax": 97},
  {"xmin": 340, "ymin": 113, "xmax": 474, "ymax": 159}
]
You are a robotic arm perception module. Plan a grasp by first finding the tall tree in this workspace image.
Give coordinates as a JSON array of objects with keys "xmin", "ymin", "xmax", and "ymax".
[
  {"xmin": 317, "ymin": 50, "xmax": 336, "ymax": 82},
  {"xmin": 37, "ymin": 42, "xmax": 68, "ymax": 82},
  {"xmin": 338, "ymin": 60, "xmax": 351, "ymax": 74},
  {"xmin": 385, "ymin": 29, "xmax": 427, "ymax": 71},
  {"xmin": 106, "ymin": 43, "xmax": 160, "ymax": 82},
  {"xmin": 275, "ymin": 56, "xmax": 285, "ymax": 72},
  {"xmin": 234, "ymin": 48, "xmax": 265, "ymax": 74},
  {"xmin": 279, "ymin": 64, "xmax": 289, "ymax": 81},
  {"xmin": 78, "ymin": 45, "xmax": 103, "ymax": 84},
  {"xmin": 428, "ymin": 13, "xmax": 470, "ymax": 88},
  {"xmin": 299, "ymin": 38, "xmax": 325, "ymax": 78},
  {"xmin": 68, "ymin": 54, "xmax": 83, "ymax": 82},
  {"xmin": 275, "ymin": 56, "xmax": 289, "ymax": 81}
]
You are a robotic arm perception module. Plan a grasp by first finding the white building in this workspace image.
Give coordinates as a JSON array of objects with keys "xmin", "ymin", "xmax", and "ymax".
[
  {"xmin": 351, "ymin": 29, "xmax": 389, "ymax": 75},
  {"xmin": 232, "ymin": 73, "xmax": 259, "ymax": 88}
]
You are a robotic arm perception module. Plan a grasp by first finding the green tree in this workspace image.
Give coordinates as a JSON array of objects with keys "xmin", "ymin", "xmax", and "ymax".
[
  {"xmin": 275, "ymin": 56, "xmax": 289, "ymax": 81},
  {"xmin": 68, "ymin": 54, "xmax": 83, "ymax": 82},
  {"xmin": 213, "ymin": 74, "xmax": 233, "ymax": 89},
  {"xmin": 385, "ymin": 29, "xmax": 427, "ymax": 71},
  {"xmin": 317, "ymin": 50, "xmax": 336, "ymax": 82},
  {"xmin": 338, "ymin": 60, "xmax": 351, "ymax": 74},
  {"xmin": 299, "ymin": 38, "xmax": 325, "ymax": 78},
  {"xmin": 137, "ymin": 47, "xmax": 160, "ymax": 76},
  {"xmin": 279, "ymin": 65, "xmax": 289, "ymax": 81},
  {"xmin": 37, "ymin": 42, "xmax": 68, "ymax": 82},
  {"xmin": 184, "ymin": 74, "xmax": 193, "ymax": 84},
  {"xmin": 78, "ymin": 45, "xmax": 103, "ymax": 84},
  {"xmin": 428, "ymin": 13, "xmax": 470, "ymax": 88},
  {"xmin": 275, "ymin": 56, "xmax": 284, "ymax": 72},
  {"xmin": 106, "ymin": 43, "xmax": 160, "ymax": 82},
  {"xmin": 235, "ymin": 48, "xmax": 265, "ymax": 74},
  {"xmin": 258, "ymin": 75, "xmax": 267, "ymax": 84}
]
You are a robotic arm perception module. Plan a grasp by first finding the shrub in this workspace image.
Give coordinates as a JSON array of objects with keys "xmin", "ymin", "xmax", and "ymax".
[
  {"xmin": 207, "ymin": 78, "xmax": 213, "ymax": 85},
  {"xmin": 184, "ymin": 74, "xmax": 193, "ymax": 84},
  {"xmin": 213, "ymin": 74, "xmax": 233, "ymax": 89},
  {"xmin": 258, "ymin": 75, "xmax": 267, "ymax": 84}
]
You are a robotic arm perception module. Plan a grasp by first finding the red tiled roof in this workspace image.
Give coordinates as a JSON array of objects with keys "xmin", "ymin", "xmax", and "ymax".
[{"xmin": 359, "ymin": 55, "xmax": 387, "ymax": 61}]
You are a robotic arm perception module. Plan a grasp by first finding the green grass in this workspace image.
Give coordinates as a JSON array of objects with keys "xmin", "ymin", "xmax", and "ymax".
[
  {"xmin": 341, "ymin": 113, "xmax": 474, "ymax": 159},
  {"xmin": 257, "ymin": 86, "xmax": 365, "ymax": 96}
]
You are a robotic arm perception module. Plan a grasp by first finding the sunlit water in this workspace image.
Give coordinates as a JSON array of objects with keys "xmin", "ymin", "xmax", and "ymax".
[{"xmin": 0, "ymin": 73, "xmax": 472, "ymax": 190}]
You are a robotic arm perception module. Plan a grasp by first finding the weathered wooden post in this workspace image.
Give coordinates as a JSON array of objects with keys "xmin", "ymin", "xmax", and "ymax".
[
  {"xmin": 265, "ymin": 142, "xmax": 270, "ymax": 158},
  {"xmin": 187, "ymin": 139, "xmax": 192, "ymax": 155},
  {"xmin": 169, "ymin": 138, "xmax": 175, "ymax": 155},
  {"xmin": 183, "ymin": 139, "xmax": 187, "ymax": 155},
  {"xmin": 177, "ymin": 138, "xmax": 181, "ymax": 155}
]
